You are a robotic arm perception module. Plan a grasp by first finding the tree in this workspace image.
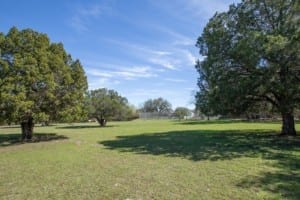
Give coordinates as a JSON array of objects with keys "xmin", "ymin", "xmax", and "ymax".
[
  {"xmin": 174, "ymin": 107, "xmax": 190, "ymax": 120},
  {"xmin": 195, "ymin": 0, "xmax": 300, "ymax": 135},
  {"xmin": 0, "ymin": 27, "xmax": 87, "ymax": 138},
  {"xmin": 86, "ymin": 88, "xmax": 136, "ymax": 126},
  {"xmin": 141, "ymin": 97, "xmax": 173, "ymax": 114},
  {"xmin": 195, "ymin": 78, "xmax": 214, "ymax": 120}
]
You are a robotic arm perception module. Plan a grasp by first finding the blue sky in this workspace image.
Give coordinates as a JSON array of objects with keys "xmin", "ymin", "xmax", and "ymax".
[{"xmin": 1, "ymin": 0, "xmax": 240, "ymax": 109}]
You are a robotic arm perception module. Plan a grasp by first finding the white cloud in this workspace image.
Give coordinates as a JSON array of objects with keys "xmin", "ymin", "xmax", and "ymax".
[
  {"xmin": 153, "ymin": 26, "xmax": 195, "ymax": 46},
  {"xmin": 128, "ymin": 89, "xmax": 177, "ymax": 98},
  {"xmin": 86, "ymin": 66, "xmax": 157, "ymax": 80},
  {"xmin": 163, "ymin": 0, "xmax": 239, "ymax": 19},
  {"xmin": 150, "ymin": 48, "xmax": 197, "ymax": 69},
  {"xmin": 88, "ymin": 78, "xmax": 110, "ymax": 90},
  {"xmin": 186, "ymin": 0, "xmax": 238, "ymax": 17},
  {"xmin": 152, "ymin": 50, "xmax": 172, "ymax": 56},
  {"xmin": 70, "ymin": 3, "xmax": 112, "ymax": 32},
  {"xmin": 164, "ymin": 78, "xmax": 187, "ymax": 83},
  {"xmin": 86, "ymin": 69, "xmax": 114, "ymax": 78},
  {"xmin": 149, "ymin": 58, "xmax": 177, "ymax": 70},
  {"xmin": 105, "ymin": 30, "xmax": 199, "ymax": 71},
  {"xmin": 105, "ymin": 39, "xmax": 179, "ymax": 70},
  {"xmin": 179, "ymin": 49, "xmax": 197, "ymax": 66}
]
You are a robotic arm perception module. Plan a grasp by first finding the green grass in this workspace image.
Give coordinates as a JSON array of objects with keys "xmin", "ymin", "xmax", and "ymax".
[{"xmin": 0, "ymin": 120, "xmax": 300, "ymax": 200}]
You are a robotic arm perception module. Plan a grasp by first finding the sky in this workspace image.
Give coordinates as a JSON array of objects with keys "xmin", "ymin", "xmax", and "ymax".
[{"xmin": 0, "ymin": 0, "xmax": 240, "ymax": 109}]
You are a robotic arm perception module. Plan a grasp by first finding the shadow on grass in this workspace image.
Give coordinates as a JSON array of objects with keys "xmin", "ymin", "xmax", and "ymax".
[
  {"xmin": 0, "ymin": 133, "xmax": 68, "ymax": 147},
  {"xmin": 57, "ymin": 125, "xmax": 117, "ymax": 129},
  {"xmin": 237, "ymin": 170, "xmax": 300, "ymax": 199},
  {"xmin": 174, "ymin": 120, "xmax": 282, "ymax": 125},
  {"xmin": 0, "ymin": 124, "xmax": 57, "ymax": 129},
  {"xmin": 100, "ymin": 129, "xmax": 300, "ymax": 161},
  {"xmin": 100, "ymin": 129, "xmax": 300, "ymax": 199}
]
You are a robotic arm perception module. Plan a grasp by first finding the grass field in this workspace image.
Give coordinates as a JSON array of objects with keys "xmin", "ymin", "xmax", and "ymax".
[{"xmin": 0, "ymin": 120, "xmax": 300, "ymax": 200}]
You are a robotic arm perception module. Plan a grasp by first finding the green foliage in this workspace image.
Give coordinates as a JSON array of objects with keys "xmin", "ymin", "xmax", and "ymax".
[
  {"xmin": 140, "ymin": 97, "xmax": 173, "ymax": 114},
  {"xmin": 174, "ymin": 107, "xmax": 190, "ymax": 119},
  {"xmin": 195, "ymin": 0, "xmax": 300, "ymax": 134},
  {"xmin": 0, "ymin": 27, "xmax": 88, "ymax": 124},
  {"xmin": 86, "ymin": 88, "xmax": 138, "ymax": 125}
]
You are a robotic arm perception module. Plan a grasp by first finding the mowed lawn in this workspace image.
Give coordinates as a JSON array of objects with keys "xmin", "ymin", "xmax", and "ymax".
[{"xmin": 0, "ymin": 120, "xmax": 299, "ymax": 200}]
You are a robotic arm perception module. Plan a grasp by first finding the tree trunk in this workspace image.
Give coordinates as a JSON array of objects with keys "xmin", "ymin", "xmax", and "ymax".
[
  {"xmin": 96, "ymin": 117, "xmax": 106, "ymax": 127},
  {"xmin": 281, "ymin": 112, "xmax": 296, "ymax": 136},
  {"xmin": 21, "ymin": 113, "xmax": 34, "ymax": 140}
]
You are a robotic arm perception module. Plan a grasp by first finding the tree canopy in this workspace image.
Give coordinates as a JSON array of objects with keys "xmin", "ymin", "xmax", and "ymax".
[
  {"xmin": 140, "ymin": 97, "xmax": 173, "ymax": 114},
  {"xmin": 195, "ymin": 0, "xmax": 300, "ymax": 135},
  {"xmin": 0, "ymin": 27, "xmax": 88, "ymax": 125},
  {"xmin": 174, "ymin": 107, "xmax": 191, "ymax": 120},
  {"xmin": 86, "ymin": 88, "xmax": 138, "ymax": 126}
]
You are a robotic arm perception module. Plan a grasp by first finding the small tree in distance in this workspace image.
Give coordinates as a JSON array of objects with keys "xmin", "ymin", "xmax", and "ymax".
[
  {"xmin": 86, "ymin": 88, "xmax": 137, "ymax": 126},
  {"xmin": 174, "ymin": 107, "xmax": 191, "ymax": 120},
  {"xmin": 140, "ymin": 97, "xmax": 173, "ymax": 115}
]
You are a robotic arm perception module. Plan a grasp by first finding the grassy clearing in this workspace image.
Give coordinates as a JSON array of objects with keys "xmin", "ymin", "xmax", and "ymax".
[{"xmin": 0, "ymin": 120, "xmax": 299, "ymax": 199}]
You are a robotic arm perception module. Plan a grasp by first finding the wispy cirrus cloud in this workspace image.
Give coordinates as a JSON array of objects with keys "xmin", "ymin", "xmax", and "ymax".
[
  {"xmin": 88, "ymin": 77, "xmax": 121, "ymax": 90},
  {"xmin": 184, "ymin": 0, "xmax": 239, "ymax": 17},
  {"xmin": 179, "ymin": 49, "xmax": 197, "ymax": 65},
  {"xmin": 87, "ymin": 65, "xmax": 157, "ymax": 80},
  {"xmin": 106, "ymin": 39, "xmax": 198, "ymax": 71},
  {"xmin": 164, "ymin": 78, "xmax": 187, "ymax": 83},
  {"xmin": 155, "ymin": 26, "xmax": 195, "ymax": 46},
  {"xmin": 86, "ymin": 65, "xmax": 158, "ymax": 90},
  {"xmin": 128, "ymin": 88, "xmax": 178, "ymax": 98},
  {"xmin": 106, "ymin": 39, "xmax": 179, "ymax": 70},
  {"xmin": 150, "ymin": 0, "xmax": 239, "ymax": 22},
  {"xmin": 70, "ymin": 3, "xmax": 112, "ymax": 32},
  {"xmin": 149, "ymin": 58, "xmax": 177, "ymax": 70}
]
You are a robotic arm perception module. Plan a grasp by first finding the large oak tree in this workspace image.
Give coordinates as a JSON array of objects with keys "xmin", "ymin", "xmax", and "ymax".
[
  {"xmin": 140, "ymin": 98, "xmax": 173, "ymax": 115},
  {"xmin": 195, "ymin": 0, "xmax": 299, "ymax": 135},
  {"xmin": 0, "ymin": 27, "xmax": 87, "ymax": 138}
]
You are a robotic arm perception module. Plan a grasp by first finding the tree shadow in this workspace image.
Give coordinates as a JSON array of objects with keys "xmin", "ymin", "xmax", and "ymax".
[
  {"xmin": 57, "ymin": 125, "xmax": 117, "ymax": 129},
  {"xmin": 100, "ymin": 129, "xmax": 300, "ymax": 199},
  {"xmin": 0, "ymin": 124, "xmax": 59, "ymax": 128},
  {"xmin": 237, "ymin": 151, "xmax": 300, "ymax": 199},
  {"xmin": 0, "ymin": 133, "xmax": 68, "ymax": 147},
  {"xmin": 100, "ymin": 129, "xmax": 300, "ymax": 161},
  {"xmin": 0, "ymin": 125, "xmax": 21, "ymax": 129},
  {"xmin": 174, "ymin": 120, "xmax": 282, "ymax": 125},
  {"xmin": 237, "ymin": 169, "xmax": 300, "ymax": 199}
]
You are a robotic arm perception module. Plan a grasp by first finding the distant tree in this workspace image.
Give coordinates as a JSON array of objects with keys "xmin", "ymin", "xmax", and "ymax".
[
  {"xmin": 174, "ymin": 107, "xmax": 190, "ymax": 120},
  {"xmin": 195, "ymin": 0, "xmax": 300, "ymax": 135},
  {"xmin": 86, "ymin": 88, "xmax": 136, "ymax": 126},
  {"xmin": 113, "ymin": 104, "xmax": 139, "ymax": 121},
  {"xmin": 0, "ymin": 27, "xmax": 87, "ymax": 138},
  {"xmin": 141, "ymin": 97, "xmax": 172, "ymax": 114}
]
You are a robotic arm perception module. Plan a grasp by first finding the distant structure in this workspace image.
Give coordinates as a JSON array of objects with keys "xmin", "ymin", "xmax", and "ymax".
[
  {"xmin": 139, "ymin": 112, "xmax": 172, "ymax": 120},
  {"xmin": 139, "ymin": 111, "xmax": 195, "ymax": 120}
]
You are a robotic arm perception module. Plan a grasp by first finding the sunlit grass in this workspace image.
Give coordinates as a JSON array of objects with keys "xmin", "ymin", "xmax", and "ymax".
[{"xmin": 1, "ymin": 120, "xmax": 299, "ymax": 199}]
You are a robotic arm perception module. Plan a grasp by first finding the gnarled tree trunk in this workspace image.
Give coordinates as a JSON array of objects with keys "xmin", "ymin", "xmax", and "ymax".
[
  {"xmin": 21, "ymin": 112, "xmax": 34, "ymax": 140},
  {"xmin": 281, "ymin": 112, "xmax": 296, "ymax": 136},
  {"xmin": 96, "ymin": 117, "xmax": 106, "ymax": 127}
]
